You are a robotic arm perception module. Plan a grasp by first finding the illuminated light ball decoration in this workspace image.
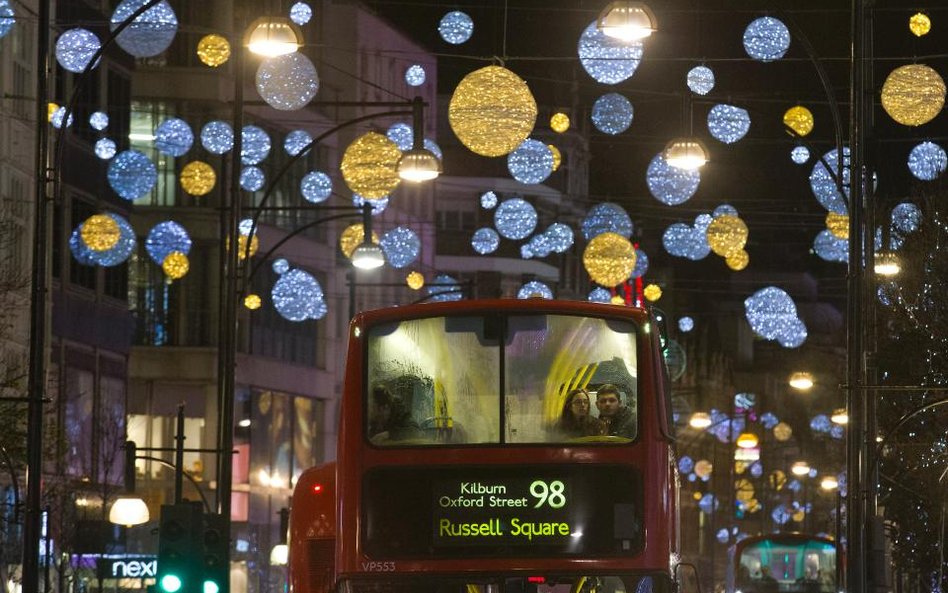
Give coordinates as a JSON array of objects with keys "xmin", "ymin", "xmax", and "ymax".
[
  {"xmin": 742, "ymin": 16, "xmax": 790, "ymax": 62},
  {"xmin": 646, "ymin": 153, "xmax": 701, "ymax": 206},
  {"xmin": 517, "ymin": 281, "xmax": 553, "ymax": 300},
  {"xmin": 284, "ymin": 129, "xmax": 312, "ymax": 156},
  {"xmin": 201, "ymin": 121, "xmax": 234, "ymax": 154},
  {"xmin": 891, "ymin": 202, "xmax": 921, "ymax": 234},
  {"xmin": 88, "ymin": 213, "xmax": 136, "ymax": 267},
  {"xmin": 583, "ymin": 232, "xmax": 636, "ymax": 288},
  {"xmin": 424, "ymin": 138, "xmax": 443, "ymax": 160},
  {"xmin": 438, "ymin": 11, "xmax": 473, "ymax": 45},
  {"xmin": 404, "ymin": 64, "xmax": 426, "ymax": 87},
  {"xmin": 909, "ymin": 12, "xmax": 931, "ymax": 37},
  {"xmin": 662, "ymin": 222, "xmax": 709, "ymax": 261},
  {"xmin": 713, "ymin": 204, "xmax": 738, "ymax": 218},
  {"xmin": 548, "ymin": 145, "xmax": 562, "ymax": 171},
  {"xmin": 582, "ymin": 202, "xmax": 633, "ymax": 240},
  {"xmin": 588, "ymin": 287, "xmax": 611, "ymax": 304},
  {"xmin": 244, "ymin": 294, "xmax": 262, "ymax": 310},
  {"xmin": 678, "ymin": 317, "xmax": 694, "ymax": 333},
  {"xmin": 471, "ymin": 228, "xmax": 500, "ymax": 255},
  {"xmin": 507, "ymin": 139, "xmax": 554, "ymax": 184},
  {"xmin": 494, "ymin": 198, "xmax": 538, "ymax": 240},
  {"xmin": 577, "ymin": 20, "xmax": 643, "ymax": 85},
  {"xmin": 591, "ymin": 93, "xmax": 633, "ymax": 135},
  {"xmin": 256, "ymin": 53, "xmax": 319, "ymax": 111},
  {"xmin": 386, "ymin": 123, "xmax": 413, "ymax": 151},
  {"xmin": 108, "ymin": 150, "xmax": 157, "ymax": 200},
  {"xmin": 644, "ymin": 284, "xmax": 662, "ymax": 302},
  {"xmin": 631, "ymin": 248, "xmax": 649, "ymax": 278},
  {"xmin": 783, "ymin": 105, "xmax": 814, "ymax": 137},
  {"xmin": 162, "ymin": 251, "xmax": 189, "ymax": 280},
  {"xmin": 272, "ymin": 259, "xmax": 290, "ymax": 274},
  {"xmin": 907, "ymin": 141, "xmax": 947, "ymax": 180},
  {"xmin": 81, "ymin": 214, "xmax": 120, "ymax": 251},
  {"xmin": 813, "ymin": 229, "xmax": 848, "ymax": 263},
  {"xmin": 810, "ymin": 414, "xmax": 832, "ymax": 433},
  {"xmin": 687, "ymin": 65, "xmax": 715, "ymax": 95},
  {"xmin": 406, "ymin": 271, "xmax": 425, "ymax": 290},
  {"xmin": 272, "ymin": 269, "xmax": 327, "ymax": 322},
  {"xmin": 791, "ymin": 145, "xmax": 810, "ymax": 164},
  {"xmin": 145, "ymin": 221, "xmax": 191, "ymax": 265},
  {"xmin": 707, "ymin": 104, "xmax": 751, "ymax": 144},
  {"xmin": 826, "ymin": 212, "xmax": 849, "ymax": 239},
  {"xmin": 196, "ymin": 33, "xmax": 230, "ymax": 67},
  {"xmin": 743, "ymin": 286, "xmax": 808, "ymax": 347},
  {"xmin": 550, "ymin": 112, "xmax": 570, "ymax": 133},
  {"xmin": 771, "ymin": 505, "xmax": 791, "ymax": 525},
  {"xmin": 55, "ymin": 28, "xmax": 101, "ymax": 73},
  {"xmin": 545, "ymin": 223, "xmax": 574, "ymax": 253},
  {"xmin": 694, "ymin": 460, "xmax": 713, "ymax": 480},
  {"xmin": 698, "ymin": 494, "xmax": 718, "ymax": 515},
  {"xmin": 524, "ymin": 233, "xmax": 552, "ymax": 259},
  {"xmin": 353, "ymin": 194, "xmax": 389, "ymax": 216},
  {"xmin": 289, "ymin": 2, "xmax": 312, "ymax": 26},
  {"xmin": 240, "ymin": 166, "xmax": 265, "ymax": 192},
  {"xmin": 94, "ymin": 138, "xmax": 117, "ymax": 160},
  {"xmin": 379, "ymin": 227, "xmax": 420, "ymax": 269},
  {"xmin": 340, "ymin": 132, "xmax": 401, "ymax": 199},
  {"xmin": 880, "ymin": 64, "xmax": 946, "ymax": 127},
  {"xmin": 154, "ymin": 118, "xmax": 193, "ymax": 157},
  {"xmin": 338, "ymin": 224, "xmax": 379, "ymax": 259},
  {"xmin": 236, "ymin": 234, "xmax": 259, "ymax": 261},
  {"xmin": 69, "ymin": 229, "xmax": 97, "ymax": 266},
  {"xmin": 179, "ymin": 161, "xmax": 216, "ymax": 196},
  {"xmin": 716, "ymin": 529, "xmax": 730, "ymax": 544},
  {"xmin": 300, "ymin": 170, "xmax": 332, "ymax": 203},
  {"xmin": 726, "ymin": 250, "xmax": 750, "ymax": 271},
  {"xmin": 47, "ymin": 103, "xmax": 59, "ymax": 123},
  {"xmin": 427, "ymin": 274, "xmax": 463, "ymax": 302},
  {"xmin": 480, "ymin": 191, "xmax": 498, "ymax": 209},
  {"xmin": 809, "ymin": 147, "xmax": 850, "ymax": 214},
  {"xmin": 51, "ymin": 106, "xmax": 74, "ymax": 128},
  {"xmin": 449, "ymin": 65, "xmax": 537, "ymax": 158},
  {"xmin": 89, "ymin": 111, "xmax": 109, "ymax": 131},
  {"xmin": 0, "ymin": 2, "xmax": 14, "ymax": 40},
  {"xmin": 706, "ymin": 215, "xmax": 748, "ymax": 257},
  {"xmin": 241, "ymin": 125, "xmax": 272, "ymax": 165},
  {"xmin": 110, "ymin": 0, "xmax": 178, "ymax": 58}
]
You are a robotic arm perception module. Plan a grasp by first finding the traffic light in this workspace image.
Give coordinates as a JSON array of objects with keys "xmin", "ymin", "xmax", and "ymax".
[
  {"xmin": 201, "ymin": 513, "xmax": 229, "ymax": 593},
  {"xmin": 157, "ymin": 502, "xmax": 203, "ymax": 593}
]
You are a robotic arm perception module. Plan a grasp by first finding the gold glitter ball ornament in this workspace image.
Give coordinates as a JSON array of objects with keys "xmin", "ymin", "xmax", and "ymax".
[
  {"xmin": 244, "ymin": 294, "xmax": 262, "ymax": 310},
  {"xmin": 406, "ymin": 271, "xmax": 425, "ymax": 290},
  {"xmin": 610, "ymin": 295, "xmax": 626, "ymax": 305},
  {"xmin": 548, "ymin": 144, "xmax": 562, "ymax": 171},
  {"xmin": 227, "ymin": 234, "xmax": 259, "ymax": 260},
  {"xmin": 881, "ymin": 64, "xmax": 946, "ymax": 127},
  {"xmin": 339, "ymin": 223, "xmax": 380, "ymax": 259},
  {"xmin": 162, "ymin": 251, "xmax": 190, "ymax": 279},
  {"xmin": 726, "ymin": 249, "xmax": 750, "ymax": 271},
  {"xmin": 643, "ymin": 284, "xmax": 662, "ymax": 302},
  {"xmin": 583, "ymin": 232, "xmax": 636, "ymax": 287},
  {"xmin": 340, "ymin": 132, "xmax": 402, "ymax": 199},
  {"xmin": 197, "ymin": 34, "xmax": 231, "ymax": 67},
  {"xmin": 81, "ymin": 214, "xmax": 121, "ymax": 252},
  {"xmin": 773, "ymin": 421, "xmax": 793, "ymax": 441},
  {"xmin": 448, "ymin": 65, "xmax": 538, "ymax": 157},
  {"xmin": 47, "ymin": 102, "xmax": 59, "ymax": 123},
  {"xmin": 792, "ymin": 509, "xmax": 806, "ymax": 523},
  {"xmin": 826, "ymin": 212, "xmax": 849, "ymax": 239},
  {"xmin": 909, "ymin": 12, "xmax": 931, "ymax": 37},
  {"xmin": 550, "ymin": 112, "xmax": 570, "ymax": 133},
  {"xmin": 783, "ymin": 105, "xmax": 814, "ymax": 137},
  {"xmin": 735, "ymin": 479, "xmax": 755, "ymax": 502},
  {"xmin": 180, "ymin": 161, "xmax": 216, "ymax": 196},
  {"xmin": 769, "ymin": 470, "xmax": 787, "ymax": 491},
  {"xmin": 706, "ymin": 215, "xmax": 748, "ymax": 257}
]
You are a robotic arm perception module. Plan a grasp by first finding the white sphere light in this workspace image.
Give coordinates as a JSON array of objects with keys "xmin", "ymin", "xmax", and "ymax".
[
  {"xmin": 891, "ymin": 202, "xmax": 921, "ymax": 234},
  {"xmin": 438, "ymin": 11, "xmax": 473, "ymax": 44},
  {"xmin": 588, "ymin": 287, "xmax": 612, "ymax": 303},
  {"xmin": 0, "ymin": 4, "xmax": 14, "ymax": 40},
  {"xmin": 427, "ymin": 274, "xmax": 463, "ymax": 302},
  {"xmin": 240, "ymin": 167, "xmax": 265, "ymax": 192},
  {"xmin": 631, "ymin": 248, "xmax": 649, "ymax": 278},
  {"xmin": 241, "ymin": 125, "xmax": 271, "ymax": 165},
  {"xmin": 518, "ymin": 281, "xmax": 553, "ymax": 300},
  {"xmin": 272, "ymin": 269, "xmax": 327, "ymax": 322},
  {"xmin": 379, "ymin": 227, "xmax": 421, "ymax": 269},
  {"xmin": 646, "ymin": 153, "xmax": 701, "ymax": 206},
  {"xmin": 545, "ymin": 223, "xmax": 574, "ymax": 253},
  {"xmin": 471, "ymin": 228, "xmax": 500, "ymax": 255},
  {"xmin": 582, "ymin": 203, "xmax": 633, "ymax": 240},
  {"xmin": 591, "ymin": 93, "xmax": 634, "ymax": 135},
  {"xmin": 385, "ymin": 123, "xmax": 413, "ymax": 151},
  {"xmin": 51, "ymin": 107, "xmax": 74, "ymax": 129},
  {"xmin": 707, "ymin": 104, "xmax": 751, "ymax": 144},
  {"xmin": 56, "ymin": 28, "xmax": 101, "ymax": 73},
  {"xmin": 284, "ymin": 130, "xmax": 312, "ymax": 156},
  {"xmin": 146, "ymin": 221, "xmax": 191, "ymax": 265},
  {"xmin": 687, "ymin": 66, "xmax": 715, "ymax": 95},
  {"xmin": 743, "ymin": 16, "xmax": 790, "ymax": 62},
  {"xmin": 813, "ymin": 229, "xmax": 848, "ymax": 263},
  {"xmin": 791, "ymin": 145, "xmax": 810, "ymax": 164},
  {"xmin": 480, "ymin": 191, "xmax": 498, "ymax": 209},
  {"xmin": 89, "ymin": 111, "xmax": 109, "ymax": 131},
  {"xmin": 405, "ymin": 65, "xmax": 426, "ymax": 86},
  {"xmin": 201, "ymin": 121, "xmax": 233, "ymax": 154},
  {"xmin": 507, "ymin": 139, "xmax": 554, "ymax": 185},
  {"xmin": 256, "ymin": 52, "xmax": 319, "ymax": 111},
  {"xmin": 110, "ymin": 0, "xmax": 178, "ymax": 58},
  {"xmin": 108, "ymin": 150, "xmax": 157, "ymax": 200},
  {"xmin": 907, "ymin": 141, "xmax": 947, "ymax": 181},
  {"xmin": 154, "ymin": 118, "xmax": 194, "ymax": 157},
  {"xmin": 300, "ymin": 171, "xmax": 332, "ymax": 203},
  {"xmin": 352, "ymin": 194, "xmax": 389, "ymax": 216},
  {"xmin": 578, "ymin": 20, "xmax": 643, "ymax": 85},
  {"xmin": 95, "ymin": 138, "xmax": 117, "ymax": 160},
  {"xmin": 494, "ymin": 198, "xmax": 538, "ymax": 240},
  {"xmin": 809, "ymin": 147, "xmax": 850, "ymax": 214},
  {"xmin": 289, "ymin": 2, "xmax": 312, "ymax": 25}
]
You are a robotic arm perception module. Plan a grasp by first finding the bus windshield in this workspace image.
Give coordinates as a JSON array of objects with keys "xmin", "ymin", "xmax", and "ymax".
[
  {"xmin": 736, "ymin": 538, "xmax": 836, "ymax": 593},
  {"xmin": 365, "ymin": 313, "xmax": 639, "ymax": 446},
  {"xmin": 341, "ymin": 574, "xmax": 663, "ymax": 593}
]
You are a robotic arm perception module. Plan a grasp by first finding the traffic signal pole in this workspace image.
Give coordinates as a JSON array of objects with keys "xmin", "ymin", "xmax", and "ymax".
[{"xmin": 174, "ymin": 405, "xmax": 186, "ymax": 503}]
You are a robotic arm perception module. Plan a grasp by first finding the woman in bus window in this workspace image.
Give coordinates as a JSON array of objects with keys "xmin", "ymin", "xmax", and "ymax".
[{"xmin": 554, "ymin": 388, "xmax": 602, "ymax": 438}]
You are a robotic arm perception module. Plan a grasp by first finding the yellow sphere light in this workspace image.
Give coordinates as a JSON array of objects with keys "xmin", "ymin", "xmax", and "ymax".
[
  {"xmin": 196, "ymin": 34, "xmax": 231, "ymax": 67},
  {"xmin": 81, "ymin": 214, "xmax": 121, "ymax": 252},
  {"xmin": 47, "ymin": 102, "xmax": 59, "ymax": 123},
  {"xmin": 449, "ymin": 65, "xmax": 538, "ymax": 157},
  {"xmin": 610, "ymin": 295, "xmax": 625, "ymax": 305},
  {"xmin": 706, "ymin": 215, "xmax": 748, "ymax": 257},
  {"xmin": 339, "ymin": 224, "xmax": 380, "ymax": 259},
  {"xmin": 340, "ymin": 132, "xmax": 402, "ymax": 199},
  {"xmin": 826, "ymin": 212, "xmax": 849, "ymax": 239},
  {"xmin": 881, "ymin": 64, "xmax": 946, "ymax": 127},
  {"xmin": 162, "ymin": 251, "xmax": 190, "ymax": 280},
  {"xmin": 548, "ymin": 144, "xmax": 562, "ymax": 171},
  {"xmin": 773, "ymin": 422, "xmax": 793, "ymax": 442},
  {"xmin": 244, "ymin": 294, "xmax": 262, "ymax": 310},
  {"xmin": 643, "ymin": 284, "xmax": 662, "ymax": 302},
  {"xmin": 909, "ymin": 12, "xmax": 931, "ymax": 37},
  {"xmin": 783, "ymin": 105, "xmax": 814, "ymax": 137},
  {"xmin": 406, "ymin": 271, "xmax": 425, "ymax": 290},
  {"xmin": 583, "ymin": 232, "xmax": 636, "ymax": 287},
  {"xmin": 236, "ymin": 234, "xmax": 259, "ymax": 261},
  {"xmin": 735, "ymin": 478, "xmax": 755, "ymax": 502},
  {"xmin": 180, "ymin": 161, "xmax": 216, "ymax": 196},
  {"xmin": 550, "ymin": 112, "xmax": 570, "ymax": 133},
  {"xmin": 726, "ymin": 250, "xmax": 750, "ymax": 271}
]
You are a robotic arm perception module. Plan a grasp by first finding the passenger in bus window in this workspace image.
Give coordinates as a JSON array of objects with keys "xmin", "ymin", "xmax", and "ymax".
[
  {"xmin": 594, "ymin": 384, "xmax": 635, "ymax": 438},
  {"xmin": 554, "ymin": 388, "xmax": 602, "ymax": 438},
  {"xmin": 369, "ymin": 385, "xmax": 419, "ymax": 443}
]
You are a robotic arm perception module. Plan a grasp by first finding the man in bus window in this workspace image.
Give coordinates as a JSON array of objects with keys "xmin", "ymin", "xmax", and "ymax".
[
  {"xmin": 594, "ymin": 384, "xmax": 635, "ymax": 438},
  {"xmin": 369, "ymin": 385, "xmax": 419, "ymax": 442}
]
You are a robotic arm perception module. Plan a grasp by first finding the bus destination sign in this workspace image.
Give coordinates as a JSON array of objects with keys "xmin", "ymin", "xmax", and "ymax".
[{"xmin": 433, "ymin": 477, "xmax": 574, "ymax": 546}]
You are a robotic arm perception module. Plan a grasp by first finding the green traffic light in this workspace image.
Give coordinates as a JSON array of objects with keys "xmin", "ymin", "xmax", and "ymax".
[
  {"xmin": 203, "ymin": 580, "xmax": 220, "ymax": 593},
  {"xmin": 160, "ymin": 575, "xmax": 183, "ymax": 593}
]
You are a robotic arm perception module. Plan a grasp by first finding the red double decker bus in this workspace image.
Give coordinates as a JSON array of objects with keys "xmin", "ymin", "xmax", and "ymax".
[{"xmin": 290, "ymin": 299, "xmax": 680, "ymax": 593}]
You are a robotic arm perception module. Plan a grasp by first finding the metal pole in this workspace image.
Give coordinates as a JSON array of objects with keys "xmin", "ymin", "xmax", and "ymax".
[
  {"xmin": 174, "ymin": 405, "xmax": 185, "ymax": 503},
  {"xmin": 348, "ymin": 271, "xmax": 356, "ymax": 321},
  {"xmin": 23, "ymin": 0, "xmax": 51, "ymax": 591}
]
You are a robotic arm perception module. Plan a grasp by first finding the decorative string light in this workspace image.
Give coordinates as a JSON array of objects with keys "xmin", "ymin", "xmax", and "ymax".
[
  {"xmin": 881, "ymin": 64, "xmax": 946, "ymax": 127},
  {"xmin": 742, "ymin": 16, "xmax": 790, "ymax": 62},
  {"xmin": 108, "ymin": 150, "xmax": 157, "ymax": 200},
  {"xmin": 56, "ymin": 28, "xmax": 101, "ymax": 73},
  {"xmin": 255, "ymin": 52, "xmax": 319, "ymax": 111},
  {"xmin": 517, "ymin": 281, "xmax": 553, "ymax": 300},
  {"xmin": 340, "ymin": 132, "xmax": 401, "ymax": 199},
  {"xmin": 578, "ymin": 20, "xmax": 643, "ymax": 85},
  {"xmin": 550, "ymin": 112, "xmax": 570, "ymax": 133},
  {"xmin": 110, "ymin": 0, "xmax": 178, "ymax": 58},
  {"xmin": 196, "ymin": 33, "xmax": 230, "ymax": 67},
  {"xmin": 404, "ymin": 65, "xmax": 426, "ymax": 86},
  {"xmin": 438, "ymin": 11, "xmax": 473, "ymax": 44},
  {"xmin": 201, "ymin": 121, "xmax": 234, "ymax": 154},
  {"xmin": 154, "ymin": 118, "xmax": 194, "ymax": 157},
  {"xmin": 591, "ymin": 93, "xmax": 634, "ymax": 135},
  {"xmin": 686, "ymin": 66, "xmax": 714, "ymax": 95},
  {"xmin": 494, "ymin": 198, "xmax": 538, "ymax": 240},
  {"xmin": 449, "ymin": 65, "xmax": 537, "ymax": 158},
  {"xmin": 179, "ymin": 161, "xmax": 216, "ymax": 196}
]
